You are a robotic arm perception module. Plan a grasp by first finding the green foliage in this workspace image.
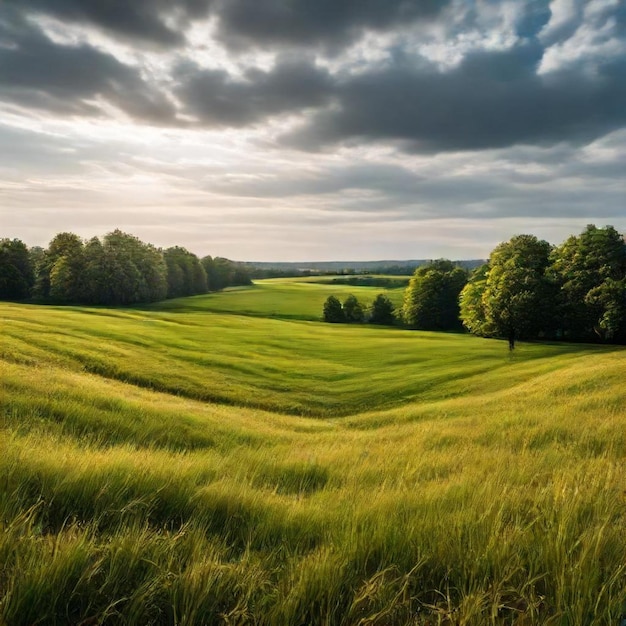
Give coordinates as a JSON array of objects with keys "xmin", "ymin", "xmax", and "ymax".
[
  {"xmin": 461, "ymin": 227, "xmax": 626, "ymax": 345},
  {"xmin": 2, "ymin": 230, "xmax": 252, "ymax": 306},
  {"xmin": 461, "ymin": 235, "xmax": 556, "ymax": 345},
  {"xmin": 201, "ymin": 256, "xmax": 252, "ymax": 291},
  {"xmin": 313, "ymin": 275, "xmax": 409, "ymax": 288},
  {"xmin": 49, "ymin": 253, "xmax": 83, "ymax": 302},
  {"xmin": 31, "ymin": 230, "xmax": 168, "ymax": 306},
  {"xmin": 483, "ymin": 235, "xmax": 555, "ymax": 342},
  {"xmin": 402, "ymin": 259, "xmax": 467, "ymax": 330},
  {"xmin": 369, "ymin": 293, "xmax": 396, "ymax": 325},
  {"xmin": 35, "ymin": 232, "xmax": 83, "ymax": 300},
  {"xmin": 99, "ymin": 230, "xmax": 168, "ymax": 305},
  {"xmin": 585, "ymin": 277, "xmax": 626, "ymax": 341},
  {"xmin": 551, "ymin": 224, "xmax": 626, "ymax": 341},
  {"xmin": 164, "ymin": 246, "xmax": 207, "ymax": 298},
  {"xmin": 0, "ymin": 238, "xmax": 35, "ymax": 300},
  {"xmin": 342, "ymin": 294, "xmax": 365, "ymax": 323},
  {"xmin": 322, "ymin": 294, "xmax": 345, "ymax": 323},
  {"xmin": 459, "ymin": 263, "xmax": 491, "ymax": 336}
]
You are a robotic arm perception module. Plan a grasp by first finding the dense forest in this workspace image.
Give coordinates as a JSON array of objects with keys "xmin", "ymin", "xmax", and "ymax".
[
  {"xmin": 0, "ymin": 230, "xmax": 252, "ymax": 305},
  {"xmin": 322, "ymin": 225, "xmax": 626, "ymax": 345}
]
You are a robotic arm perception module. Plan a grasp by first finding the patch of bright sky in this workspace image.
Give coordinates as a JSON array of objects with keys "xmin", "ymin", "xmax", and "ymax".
[
  {"xmin": 315, "ymin": 29, "xmax": 399, "ymax": 75},
  {"xmin": 539, "ymin": 0, "xmax": 581, "ymax": 40},
  {"xmin": 183, "ymin": 17, "xmax": 277, "ymax": 76},
  {"xmin": 576, "ymin": 128, "xmax": 626, "ymax": 163},
  {"xmin": 28, "ymin": 14, "xmax": 142, "ymax": 68},
  {"xmin": 410, "ymin": 0, "xmax": 522, "ymax": 70},
  {"xmin": 539, "ymin": 0, "xmax": 624, "ymax": 73},
  {"xmin": 318, "ymin": 1, "xmax": 524, "ymax": 76}
]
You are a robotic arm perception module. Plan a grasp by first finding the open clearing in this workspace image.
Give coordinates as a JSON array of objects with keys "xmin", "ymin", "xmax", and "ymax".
[
  {"xmin": 144, "ymin": 276, "xmax": 406, "ymax": 321},
  {"xmin": 1, "ymin": 279, "xmax": 625, "ymax": 625}
]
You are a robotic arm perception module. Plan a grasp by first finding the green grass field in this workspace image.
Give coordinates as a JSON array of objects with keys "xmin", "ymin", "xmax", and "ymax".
[
  {"xmin": 145, "ymin": 277, "xmax": 406, "ymax": 321},
  {"xmin": 1, "ymin": 279, "xmax": 625, "ymax": 625}
]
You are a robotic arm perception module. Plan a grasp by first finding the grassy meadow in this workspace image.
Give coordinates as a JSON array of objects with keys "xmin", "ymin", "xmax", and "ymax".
[
  {"xmin": 1, "ymin": 278, "xmax": 625, "ymax": 625},
  {"xmin": 145, "ymin": 276, "xmax": 406, "ymax": 321}
]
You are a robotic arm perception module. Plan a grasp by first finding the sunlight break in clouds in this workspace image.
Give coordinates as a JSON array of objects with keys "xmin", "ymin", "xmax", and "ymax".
[{"xmin": 1, "ymin": 0, "xmax": 625, "ymax": 260}]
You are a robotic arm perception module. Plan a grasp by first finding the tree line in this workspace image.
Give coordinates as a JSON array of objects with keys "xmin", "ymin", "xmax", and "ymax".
[
  {"xmin": 322, "ymin": 225, "xmax": 626, "ymax": 345},
  {"xmin": 0, "ymin": 230, "xmax": 252, "ymax": 305},
  {"xmin": 460, "ymin": 225, "xmax": 626, "ymax": 345},
  {"xmin": 323, "ymin": 293, "xmax": 396, "ymax": 325}
]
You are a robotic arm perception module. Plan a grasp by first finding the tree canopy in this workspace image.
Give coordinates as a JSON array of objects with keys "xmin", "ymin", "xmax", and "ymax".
[
  {"xmin": 201, "ymin": 256, "xmax": 252, "ymax": 291},
  {"xmin": 343, "ymin": 294, "xmax": 365, "ymax": 323},
  {"xmin": 369, "ymin": 293, "xmax": 396, "ymax": 325},
  {"xmin": 402, "ymin": 260, "xmax": 467, "ymax": 330},
  {"xmin": 323, "ymin": 295, "xmax": 345, "ymax": 323},
  {"xmin": 550, "ymin": 225, "xmax": 626, "ymax": 341},
  {"xmin": 0, "ymin": 231, "xmax": 250, "ymax": 305},
  {"xmin": 164, "ymin": 247, "xmax": 207, "ymax": 299},
  {"xmin": 482, "ymin": 235, "xmax": 555, "ymax": 345},
  {"xmin": 0, "ymin": 238, "xmax": 34, "ymax": 300},
  {"xmin": 459, "ymin": 227, "xmax": 626, "ymax": 345}
]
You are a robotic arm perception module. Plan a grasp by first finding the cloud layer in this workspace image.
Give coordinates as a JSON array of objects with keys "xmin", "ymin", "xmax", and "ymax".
[{"xmin": 1, "ymin": 0, "xmax": 625, "ymax": 259}]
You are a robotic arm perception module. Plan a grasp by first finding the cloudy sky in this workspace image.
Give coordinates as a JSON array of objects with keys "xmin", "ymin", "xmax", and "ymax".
[{"xmin": 1, "ymin": 0, "xmax": 625, "ymax": 261}]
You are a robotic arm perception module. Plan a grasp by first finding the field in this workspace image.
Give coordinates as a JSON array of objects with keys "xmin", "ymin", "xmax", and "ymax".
[
  {"xmin": 145, "ymin": 277, "xmax": 406, "ymax": 321},
  {"xmin": 1, "ymin": 279, "xmax": 625, "ymax": 625}
]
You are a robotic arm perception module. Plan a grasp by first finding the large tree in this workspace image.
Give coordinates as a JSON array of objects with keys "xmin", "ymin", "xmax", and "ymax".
[
  {"xmin": 0, "ymin": 238, "xmax": 34, "ymax": 300},
  {"xmin": 550, "ymin": 225, "xmax": 626, "ymax": 340},
  {"xmin": 482, "ymin": 235, "xmax": 555, "ymax": 347},
  {"xmin": 323, "ymin": 295, "xmax": 345, "ymax": 323},
  {"xmin": 34, "ymin": 232, "xmax": 83, "ymax": 300},
  {"xmin": 343, "ymin": 294, "xmax": 365, "ymax": 323},
  {"xmin": 369, "ymin": 293, "xmax": 396, "ymax": 325},
  {"xmin": 97, "ymin": 230, "xmax": 168, "ymax": 305},
  {"xmin": 402, "ymin": 260, "xmax": 467, "ymax": 330}
]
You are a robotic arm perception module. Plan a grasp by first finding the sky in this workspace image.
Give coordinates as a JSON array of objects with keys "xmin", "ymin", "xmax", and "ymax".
[{"xmin": 0, "ymin": 0, "xmax": 625, "ymax": 261}]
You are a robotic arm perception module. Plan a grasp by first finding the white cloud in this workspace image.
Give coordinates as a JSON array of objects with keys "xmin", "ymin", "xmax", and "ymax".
[
  {"xmin": 1, "ymin": 0, "xmax": 626, "ymax": 260},
  {"xmin": 539, "ymin": 0, "xmax": 624, "ymax": 74}
]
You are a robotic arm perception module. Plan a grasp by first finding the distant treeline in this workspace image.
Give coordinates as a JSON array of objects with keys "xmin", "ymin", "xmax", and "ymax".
[
  {"xmin": 245, "ymin": 259, "xmax": 483, "ymax": 277},
  {"xmin": 314, "ymin": 276, "xmax": 409, "ymax": 288},
  {"xmin": 322, "ymin": 225, "xmax": 626, "ymax": 345},
  {"xmin": 0, "ymin": 230, "xmax": 252, "ymax": 305}
]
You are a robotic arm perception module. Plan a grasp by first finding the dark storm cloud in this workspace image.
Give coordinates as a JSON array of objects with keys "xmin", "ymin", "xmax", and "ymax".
[
  {"xmin": 6, "ymin": 0, "xmax": 451, "ymax": 50},
  {"xmin": 282, "ymin": 41, "xmax": 626, "ymax": 153},
  {"xmin": 177, "ymin": 1, "xmax": 626, "ymax": 152},
  {"xmin": 0, "ymin": 11, "xmax": 175, "ymax": 122},
  {"xmin": 214, "ymin": 0, "xmax": 450, "ymax": 50},
  {"xmin": 1, "ymin": 0, "xmax": 626, "ymax": 156},
  {"xmin": 6, "ymin": 0, "xmax": 214, "ymax": 48},
  {"xmin": 177, "ymin": 58, "xmax": 334, "ymax": 126}
]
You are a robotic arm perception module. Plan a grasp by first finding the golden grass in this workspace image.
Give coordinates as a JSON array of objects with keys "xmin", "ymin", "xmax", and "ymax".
[{"xmin": 1, "ymin": 289, "xmax": 625, "ymax": 624}]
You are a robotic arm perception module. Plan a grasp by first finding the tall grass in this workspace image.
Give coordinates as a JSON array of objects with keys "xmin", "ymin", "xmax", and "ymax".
[{"xmin": 1, "ymin": 291, "xmax": 625, "ymax": 624}]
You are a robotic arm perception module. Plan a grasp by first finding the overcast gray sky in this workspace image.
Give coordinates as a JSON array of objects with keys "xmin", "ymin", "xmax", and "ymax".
[{"xmin": 1, "ymin": 0, "xmax": 625, "ymax": 261}]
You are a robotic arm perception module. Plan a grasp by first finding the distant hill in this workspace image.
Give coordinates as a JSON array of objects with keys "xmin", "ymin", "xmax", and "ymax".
[{"xmin": 241, "ymin": 259, "xmax": 485, "ymax": 275}]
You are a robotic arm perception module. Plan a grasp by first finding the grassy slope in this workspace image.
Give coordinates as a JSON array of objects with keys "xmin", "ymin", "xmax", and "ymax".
[
  {"xmin": 1, "ymin": 282, "xmax": 625, "ymax": 625},
  {"xmin": 145, "ymin": 277, "xmax": 406, "ymax": 321}
]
